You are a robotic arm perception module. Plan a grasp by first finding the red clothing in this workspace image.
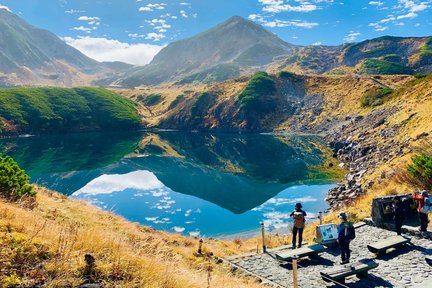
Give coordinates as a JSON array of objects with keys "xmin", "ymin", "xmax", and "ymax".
[{"xmin": 412, "ymin": 193, "xmax": 425, "ymax": 213}]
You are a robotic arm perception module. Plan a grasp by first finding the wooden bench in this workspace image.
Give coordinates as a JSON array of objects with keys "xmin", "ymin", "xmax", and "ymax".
[
  {"xmin": 275, "ymin": 243, "xmax": 327, "ymax": 262},
  {"xmin": 426, "ymin": 257, "xmax": 432, "ymax": 267},
  {"xmin": 367, "ymin": 235, "xmax": 411, "ymax": 256},
  {"xmin": 320, "ymin": 258, "xmax": 378, "ymax": 284}
]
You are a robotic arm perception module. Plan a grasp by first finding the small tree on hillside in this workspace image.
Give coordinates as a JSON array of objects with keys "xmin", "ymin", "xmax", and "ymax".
[
  {"xmin": 407, "ymin": 154, "xmax": 432, "ymax": 190},
  {"xmin": 0, "ymin": 155, "xmax": 35, "ymax": 200}
]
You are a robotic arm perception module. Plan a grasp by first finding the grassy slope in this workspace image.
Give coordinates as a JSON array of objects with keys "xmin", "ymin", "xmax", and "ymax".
[
  {"xmin": 0, "ymin": 87, "xmax": 141, "ymax": 134},
  {"xmin": 0, "ymin": 187, "xmax": 268, "ymax": 287}
]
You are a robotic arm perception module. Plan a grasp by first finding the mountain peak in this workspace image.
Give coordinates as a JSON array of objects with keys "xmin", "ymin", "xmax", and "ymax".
[
  {"xmin": 119, "ymin": 16, "xmax": 295, "ymax": 86},
  {"xmin": 225, "ymin": 15, "xmax": 248, "ymax": 23}
]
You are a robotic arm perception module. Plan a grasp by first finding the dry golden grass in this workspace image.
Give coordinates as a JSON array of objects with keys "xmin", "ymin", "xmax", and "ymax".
[{"xmin": 0, "ymin": 187, "xmax": 268, "ymax": 288}]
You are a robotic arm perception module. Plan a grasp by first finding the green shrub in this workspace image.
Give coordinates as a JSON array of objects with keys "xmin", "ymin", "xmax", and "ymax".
[
  {"xmin": 327, "ymin": 69, "xmax": 346, "ymax": 75},
  {"xmin": 168, "ymin": 95, "xmax": 185, "ymax": 110},
  {"xmin": 0, "ymin": 156, "xmax": 35, "ymax": 200},
  {"xmin": 361, "ymin": 87, "xmax": 394, "ymax": 107},
  {"xmin": 407, "ymin": 154, "xmax": 432, "ymax": 190},
  {"xmin": 419, "ymin": 37, "xmax": 432, "ymax": 56},
  {"xmin": 237, "ymin": 72, "xmax": 276, "ymax": 113},
  {"xmin": 191, "ymin": 92, "xmax": 212, "ymax": 116},
  {"xmin": 278, "ymin": 71, "xmax": 297, "ymax": 78},
  {"xmin": 383, "ymin": 54, "xmax": 402, "ymax": 63},
  {"xmin": 359, "ymin": 59, "xmax": 414, "ymax": 75},
  {"xmin": 142, "ymin": 93, "xmax": 162, "ymax": 106},
  {"xmin": 414, "ymin": 73, "xmax": 428, "ymax": 79},
  {"xmin": 177, "ymin": 64, "xmax": 240, "ymax": 84}
]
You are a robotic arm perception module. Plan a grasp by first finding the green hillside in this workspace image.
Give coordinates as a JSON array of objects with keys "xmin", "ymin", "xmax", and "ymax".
[
  {"xmin": 0, "ymin": 87, "xmax": 141, "ymax": 134},
  {"xmin": 358, "ymin": 59, "xmax": 414, "ymax": 75}
]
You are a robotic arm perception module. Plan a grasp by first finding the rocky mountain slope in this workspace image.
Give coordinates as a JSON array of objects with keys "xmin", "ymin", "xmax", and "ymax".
[
  {"xmin": 270, "ymin": 36, "xmax": 432, "ymax": 76},
  {"xmin": 115, "ymin": 16, "xmax": 296, "ymax": 87},
  {"xmin": 0, "ymin": 9, "xmax": 123, "ymax": 87},
  {"xmin": 105, "ymin": 16, "xmax": 432, "ymax": 87}
]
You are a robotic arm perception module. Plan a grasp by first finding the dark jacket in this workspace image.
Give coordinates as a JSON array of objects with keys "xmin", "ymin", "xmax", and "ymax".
[
  {"xmin": 392, "ymin": 202, "xmax": 405, "ymax": 221},
  {"xmin": 290, "ymin": 208, "xmax": 307, "ymax": 218},
  {"xmin": 338, "ymin": 221, "xmax": 354, "ymax": 243}
]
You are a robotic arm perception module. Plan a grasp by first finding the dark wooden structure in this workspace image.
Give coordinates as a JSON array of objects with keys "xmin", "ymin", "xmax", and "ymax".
[
  {"xmin": 367, "ymin": 235, "xmax": 411, "ymax": 256},
  {"xmin": 275, "ymin": 243, "xmax": 327, "ymax": 262},
  {"xmin": 320, "ymin": 259, "xmax": 379, "ymax": 284}
]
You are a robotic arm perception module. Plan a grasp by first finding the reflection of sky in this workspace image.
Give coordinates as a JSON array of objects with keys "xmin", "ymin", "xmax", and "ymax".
[{"xmin": 71, "ymin": 170, "xmax": 333, "ymax": 237}]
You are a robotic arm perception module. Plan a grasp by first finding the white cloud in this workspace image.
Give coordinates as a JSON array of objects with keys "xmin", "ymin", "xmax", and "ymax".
[
  {"xmin": 369, "ymin": 1, "xmax": 384, "ymax": 6},
  {"xmin": 0, "ymin": 4, "xmax": 11, "ymax": 12},
  {"xmin": 248, "ymin": 13, "xmax": 319, "ymax": 28},
  {"xmin": 63, "ymin": 37, "xmax": 164, "ymax": 66},
  {"xmin": 343, "ymin": 31, "xmax": 361, "ymax": 42},
  {"xmin": 258, "ymin": 0, "xmax": 319, "ymax": 13},
  {"xmin": 180, "ymin": 10, "xmax": 188, "ymax": 18},
  {"xmin": 78, "ymin": 16, "xmax": 100, "ymax": 21},
  {"xmin": 173, "ymin": 226, "xmax": 185, "ymax": 233},
  {"xmin": 397, "ymin": 0, "xmax": 429, "ymax": 12},
  {"xmin": 73, "ymin": 170, "xmax": 167, "ymax": 195},
  {"xmin": 180, "ymin": 2, "xmax": 191, "ymax": 5},
  {"xmin": 396, "ymin": 11, "xmax": 418, "ymax": 18},
  {"xmin": 146, "ymin": 32, "xmax": 166, "ymax": 41},
  {"xmin": 65, "ymin": 9, "xmax": 85, "ymax": 14},
  {"xmin": 139, "ymin": 3, "xmax": 167, "ymax": 12},
  {"xmin": 72, "ymin": 26, "xmax": 93, "ymax": 33},
  {"xmin": 375, "ymin": 26, "xmax": 389, "ymax": 31},
  {"xmin": 189, "ymin": 231, "xmax": 200, "ymax": 237}
]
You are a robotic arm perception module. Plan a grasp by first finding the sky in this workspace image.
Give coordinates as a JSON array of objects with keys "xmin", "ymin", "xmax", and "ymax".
[{"xmin": 0, "ymin": 0, "xmax": 431, "ymax": 66}]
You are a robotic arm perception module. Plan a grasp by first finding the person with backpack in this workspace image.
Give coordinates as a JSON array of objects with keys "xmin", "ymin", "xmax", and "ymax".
[
  {"xmin": 412, "ymin": 191, "xmax": 430, "ymax": 232},
  {"xmin": 390, "ymin": 196, "xmax": 405, "ymax": 235},
  {"xmin": 290, "ymin": 203, "xmax": 306, "ymax": 249},
  {"xmin": 337, "ymin": 212, "xmax": 355, "ymax": 264}
]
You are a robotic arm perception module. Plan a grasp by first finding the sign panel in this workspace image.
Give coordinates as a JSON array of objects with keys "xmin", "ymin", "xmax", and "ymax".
[{"xmin": 316, "ymin": 224, "xmax": 339, "ymax": 244}]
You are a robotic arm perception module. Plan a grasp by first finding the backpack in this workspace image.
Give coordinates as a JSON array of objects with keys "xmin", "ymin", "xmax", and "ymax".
[
  {"xmin": 420, "ymin": 198, "xmax": 431, "ymax": 214},
  {"xmin": 293, "ymin": 211, "xmax": 305, "ymax": 228},
  {"xmin": 344, "ymin": 223, "xmax": 356, "ymax": 241}
]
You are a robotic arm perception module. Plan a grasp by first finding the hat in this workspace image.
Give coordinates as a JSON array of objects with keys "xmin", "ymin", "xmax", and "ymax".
[
  {"xmin": 295, "ymin": 203, "xmax": 303, "ymax": 208},
  {"xmin": 421, "ymin": 190, "xmax": 429, "ymax": 197},
  {"xmin": 338, "ymin": 212, "xmax": 347, "ymax": 220}
]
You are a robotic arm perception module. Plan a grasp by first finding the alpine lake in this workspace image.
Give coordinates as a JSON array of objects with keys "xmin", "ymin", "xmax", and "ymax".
[{"xmin": 0, "ymin": 131, "xmax": 340, "ymax": 238}]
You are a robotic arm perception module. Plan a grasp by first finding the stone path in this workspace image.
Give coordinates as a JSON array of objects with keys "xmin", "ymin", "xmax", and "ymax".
[{"xmin": 226, "ymin": 223, "xmax": 432, "ymax": 287}]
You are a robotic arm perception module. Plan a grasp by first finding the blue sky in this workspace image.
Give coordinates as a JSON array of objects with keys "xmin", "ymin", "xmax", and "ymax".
[{"xmin": 0, "ymin": 0, "xmax": 431, "ymax": 65}]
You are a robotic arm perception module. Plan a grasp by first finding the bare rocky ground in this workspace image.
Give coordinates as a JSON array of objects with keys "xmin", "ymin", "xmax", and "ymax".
[
  {"xmin": 226, "ymin": 223, "xmax": 432, "ymax": 288},
  {"xmin": 315, "ymin": 106, "xmax": 417, "ymax": 210}
]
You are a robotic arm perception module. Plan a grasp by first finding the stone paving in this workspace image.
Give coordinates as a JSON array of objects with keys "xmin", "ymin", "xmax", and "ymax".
[{"xmin": 226, "ymin": 223, "xmax": 432, "ymax": 288}]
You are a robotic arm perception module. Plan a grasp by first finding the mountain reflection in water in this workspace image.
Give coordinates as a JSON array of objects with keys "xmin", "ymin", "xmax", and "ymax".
[{"xmin": 0, "ymin": 131, "xmax": 338, "ymax": 236}]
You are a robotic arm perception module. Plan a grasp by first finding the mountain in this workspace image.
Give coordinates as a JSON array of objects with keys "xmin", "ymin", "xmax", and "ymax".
[
  {"xmin": 111, "ymin": 17, "xmax": 432, "ymax": 87},
  {"xmin": 0, "ymin": 9, "xmax": 113, "ymax": 87},
  {"xmin": 117, "ymin": 16, "xmax": 296, "ymax": 87},
  {"xmin": 271, "ymin": 36, "xmax": 432, "ymax": 75}
]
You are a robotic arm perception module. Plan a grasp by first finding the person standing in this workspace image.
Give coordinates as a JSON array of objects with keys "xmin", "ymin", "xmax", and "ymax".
[
  {"xmin": 337, "ymin": 212, "xmax": 355, "ymax": 264},
  {"xmin": 391, "ymin": 196, "xmax": 405, "ymax": 235},
  {"xmin": 412, "ymin": 191, "xmax": 430, "ymax": 232},
  {"xmin": 290, "ymin": 203, "xmax": 306, "ymax": 249}
]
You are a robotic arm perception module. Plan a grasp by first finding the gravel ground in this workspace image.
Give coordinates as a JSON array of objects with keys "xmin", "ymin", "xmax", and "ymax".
[{"xmin": 226, "ymin": 223, "xmax": 432, "ymax": 288}]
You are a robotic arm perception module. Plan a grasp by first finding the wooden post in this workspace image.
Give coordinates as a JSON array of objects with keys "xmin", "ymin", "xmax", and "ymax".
[
  {"xmin": 198, "ymin": 239, "xmax": 203, "ymax": 254},
  {"xmin": 292, "ymin": 255, "xmax": 299, "ymax": 288},
  {"xmin": 319, "ymin": 212, "xmax": 323, "ymax": 225},
  {"xmin": 261, "ymin": 222, "xmax": 267, "ymax": 253}
]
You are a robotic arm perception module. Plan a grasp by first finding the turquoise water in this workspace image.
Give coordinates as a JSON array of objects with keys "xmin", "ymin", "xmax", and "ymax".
[{"xmin": 0, "ymin": 131, "xmax": 336, "ymax": 237}]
